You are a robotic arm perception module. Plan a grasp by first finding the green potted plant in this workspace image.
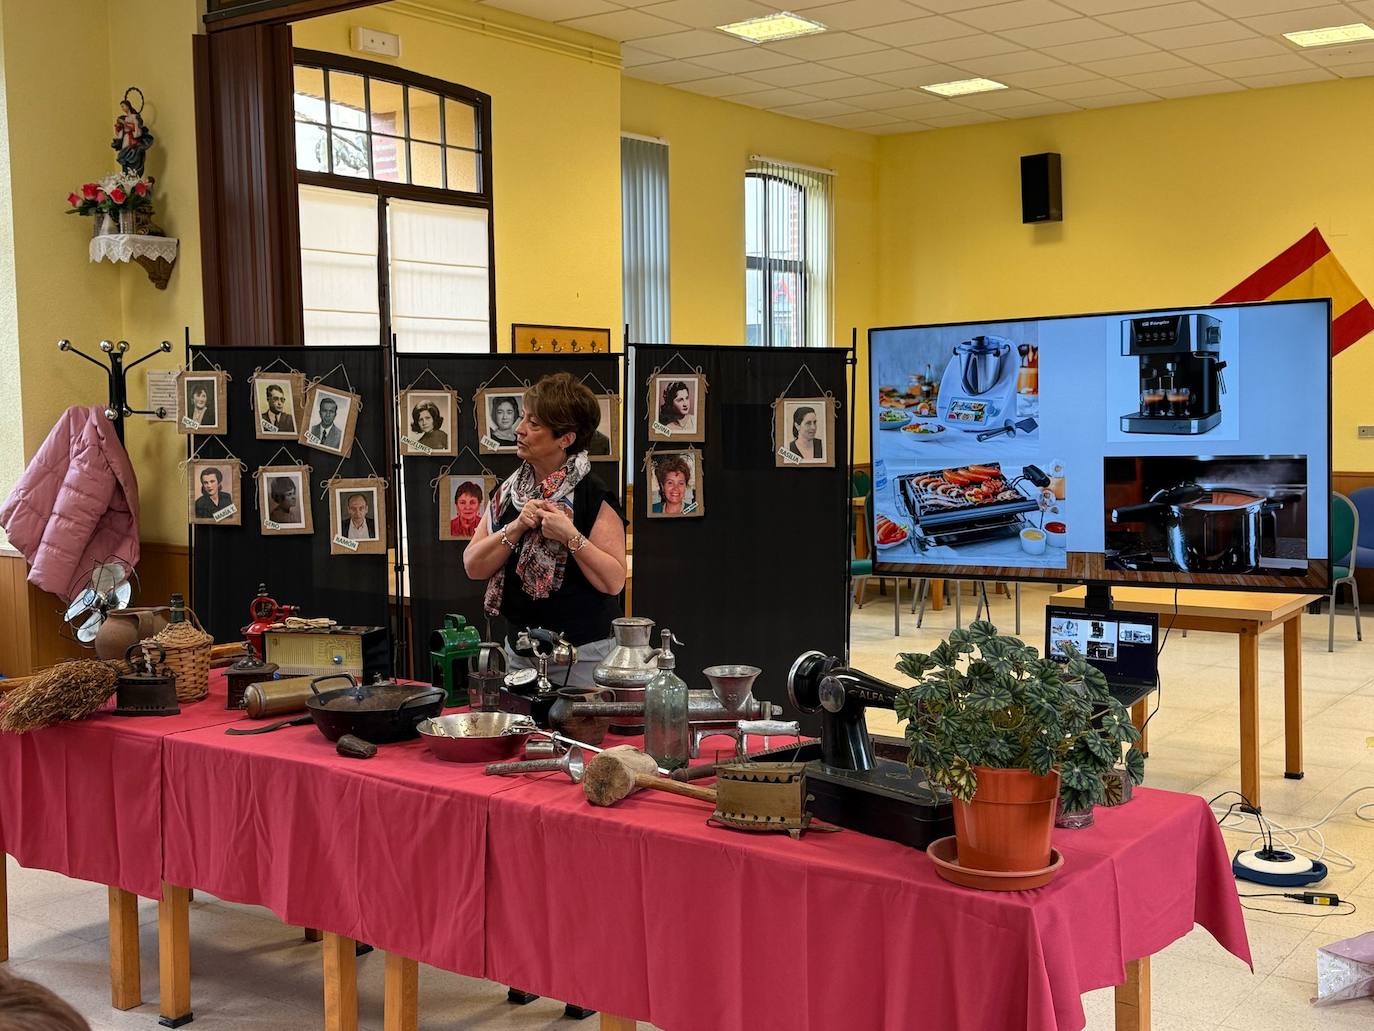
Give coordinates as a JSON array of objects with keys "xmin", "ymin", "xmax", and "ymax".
[{"xmin": 894, "ymin": 620, "xmax": 1145, "ymax": 875}]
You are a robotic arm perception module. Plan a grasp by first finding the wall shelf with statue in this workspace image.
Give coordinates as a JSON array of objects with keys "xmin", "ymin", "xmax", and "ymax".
[{"xmin": 65, "ymin": 87, "xmax": 179, "ymax": 291}]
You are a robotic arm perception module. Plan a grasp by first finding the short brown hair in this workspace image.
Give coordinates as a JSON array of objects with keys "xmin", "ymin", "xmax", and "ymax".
[
  {"xmin": 525, "ymin": 373, "xmax": 601, "ymax": 454},
  {"xmin": 654, "ymin": 455, "xmax": 691, "ymax": 488},
  {"xmin": 0, "ymin": 968, "xmax": 89, "ymax": 1030}
]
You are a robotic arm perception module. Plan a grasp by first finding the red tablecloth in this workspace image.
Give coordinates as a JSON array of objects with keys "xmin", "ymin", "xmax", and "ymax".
[
  {"xmin": 482, "ymin": 779, "xmax": 1249, "ymax": 1031},
  {"xmin": 0, "ymin": 680, "xmax": 244, "ymax": 897}
]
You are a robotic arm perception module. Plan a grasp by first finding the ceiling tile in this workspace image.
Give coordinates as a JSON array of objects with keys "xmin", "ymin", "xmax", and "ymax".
[
  {"xmin": 1097, "ymin": 2, "xmax": 1226, "ymax": 32},
  {"xmin": 1059, "ymin": 0, "xmax": 1189, "ymax": 14},
  {"xmin": 917, "ymin": 0, "xmax": 1031, "ymax": 13},
  {"xmin": 690, "ymin": 48, "xmax": 805, "ymax": 73},
  {"xmin": 620, "ymin": 45, "xmax": 669, "ymax": 67},
  {"xmin": 954, "ymin": 86, "xmax": 1050, "ymax": 108},
  {"xmin": 1209, "ymin": 52, "xmax": 1320, "ymax": 75},
  {"xmin": 797, "ymin": 0, "xmax": 932, "ymax": 30},
  {"xmin": 482, "ymin": 0, "xmax": 620, "ymax": 19},
  {"xmin": 817, "ymin": 110, "xmax": 908, "ymax": 127},
  {"xmin": 637, "ymin": 0, "xmax": 774, "ymax": 28},
  {"xmin": 560, "ymin": 9, "xmax": 684, "ymax": 39},
  {"xmin": 727, "ymin": 87, "xmax": 819, "ymax": 107},
  {"xmin": 1237, "ymin": 3, "xmax": 1364, "ymax": 34},
  {"xmin": 1137, "ymin": 20, "xmax": 1258, "ymax": 48},
  {"xmin": 1148, "ymin": 78, "xmax": 1246, "ymax": 96},
  {"xmin": 1081, "ymin": 51, "xmax": 1189, "ymax": 75},
  {"xmin": 1117, "ymin": 65, "xmax": 1227, "ymax": 87},
  {"xmin": 920, "ymin": 109, "xmax": 1006, "ymax": 125},
  {"xmin": 873, "ymin": 120, "xmax": 935, "ymax": 131},
  {"xmin": 625, "ymin": 60, "xmax": 722, "ymax": 84},
  {"xmin": 953, "ymin": 0, "xmax": 1082, "ymax": 32},
  {"xmin": 676, "ymin": 73, "xmax": 773, "ymax": 96},
  {"xmin": 796, "ymin": 75, "xmax": 902, "ymax": 97},
  {"xmin": 822, "ymin": 48, "xmax": 936, "ymax": 73},
  {"xmin": 767, "ymin": 31, "xmax": 892, "ymax": 59},
  {"xmin": 1305, "ymin": 42, "xmax": 1374, "ymax": 64},
  {"xmin": 1173, "ymin": 36, "xmax": 1291, "ymax": 63},
  {"xmin": 907, "ymin": 34, "xmax": 1023, "ymax": 61},
  {"xmin": 999, "ymin": 63, "xmax": 1103, "ymax": 85},
  {"xmin": 1201, "ymin": 0, "xmax": 1332, "ymax": 16},
  {"xmin": 1043, "ymin": 34, "xmax": 1158, "ymax": 62},
  {"xmin": 884, "ymin": 99, "xmax": 967, "ymax": 117},
  {"xmin": 870, "ymin": 62, "xmax": 969, "ymax": 85},
  {"xmin": 772, "ymin": 98, "xmax": 867, "ymax": 117},
  {"xmin": 1071, "ymin": 88, "xmax": 1160, "ymax": 106},
  {"xmin": 957, "ymin": 48, "xmax": 1069, "ymax": 74},
  {"xmin": 846, "ymin": 87, "xmax": 933, "ymax": 107},
  {"xmin": 1000, "ymin": 17, "xmax": 1119, "ymax": 47},
  {"xmin": 631, "ymin": 29, "xmax": 751, "ymax": 58},
  {"xmin": 1329, "ymin": 58, "xmax": 1374, "ymax": 74},
  {"xmin": 854, "ymin": 16, "xmax": 980, "ymax": 44},
  {"xmin": 747, "ymin": 62, "xmax": 855, "ymax": 85},
  {"xmin": 1236, "ymin": 67, "xmax": 1338, "ymax": 87},
  {"xmin": 996, "ymin": 98, "xmax": 1083, "ymax": 115},
  {"xmin": 1354, "ymin": 0, "xmax": 1374, "ymax": 15},
  {"xmin": 1037, "ymin": 74, "xmax": 1132, "ymax": 97}
]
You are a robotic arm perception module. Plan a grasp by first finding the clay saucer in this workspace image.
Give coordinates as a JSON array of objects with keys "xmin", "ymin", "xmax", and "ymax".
[{"xmin": 926, "ymin": 835, "xmax": 1064, "ymax": 891}]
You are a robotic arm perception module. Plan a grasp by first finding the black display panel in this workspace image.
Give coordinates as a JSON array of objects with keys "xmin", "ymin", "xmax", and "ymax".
[{"xmin": 1044, "ymin": 605, "xmax": 1159, "ymax": 701}]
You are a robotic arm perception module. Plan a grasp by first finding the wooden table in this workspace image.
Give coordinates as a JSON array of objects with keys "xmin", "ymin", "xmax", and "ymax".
[{"xmin": 1051, "ymin": 587, "xmax": 1319, "ymax": 809}]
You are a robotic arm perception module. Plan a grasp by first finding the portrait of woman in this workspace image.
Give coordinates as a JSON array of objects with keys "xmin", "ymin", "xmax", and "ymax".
[
  {"xmin": 399, "ymin": 390, "xmax": 457, "ymax": 456},
  {"xmin": 176, "ymin": 372, "xmax": 227, "ymax": 435},
  {"xmin": 648, "ymin": 374, "xmax": 704, "ymax": 442},
  {"xmin": 775, "ymin": 397, "xmax": 834, "ymax": 469},
  {"xmin": 258, "ymin": 465, "xmax": 313, "ymax": 536},
  {"xmin": 440, "ymin": 475, "xmax": 492, "ymax": 541},
  {"xmin": 646, "ymin": 450, "xmax": 703, "ymax": 518},
  {"xmin": 477, "ymin": 390, "xmax": 524, "ymax": 453}
]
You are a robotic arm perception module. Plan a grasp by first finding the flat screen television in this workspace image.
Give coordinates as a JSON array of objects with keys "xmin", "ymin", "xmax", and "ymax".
[{"xmin": 868, "ymin": 299, "xmax": 1331, "ymax": 592}]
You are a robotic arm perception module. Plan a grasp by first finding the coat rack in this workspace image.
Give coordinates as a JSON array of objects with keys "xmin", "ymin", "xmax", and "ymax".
[{"xmin": 58, "ymin": 337, "xmax": 172, "ymax": 443}]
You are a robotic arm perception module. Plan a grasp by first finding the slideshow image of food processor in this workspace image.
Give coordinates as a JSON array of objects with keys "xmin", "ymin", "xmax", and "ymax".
[
  {"xmin": 897, "ymin": 462, "xmax": 1051, "ymax": 552},
  {"xmin": 1103, "ymin": 455, "xmax": 1308, "ymax": 576},
  {"xmin": 1119, "ymin": 313, "xmax": 1228, "ymax": 436}
]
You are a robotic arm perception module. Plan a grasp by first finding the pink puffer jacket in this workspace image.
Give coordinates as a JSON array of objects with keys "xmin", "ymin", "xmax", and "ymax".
[{"xmin": 0, "ymin": 406, "xmax": 141, "ymax": 601}]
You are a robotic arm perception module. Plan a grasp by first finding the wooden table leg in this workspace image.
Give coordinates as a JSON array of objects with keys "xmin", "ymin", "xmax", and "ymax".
[
  {"xmin": 0, "ymin": 854, "xmax": 8, "ymax": 963},
  {"xmin": 383, "ymin": 952, "xmax": 417, "ymax": 1031},
  {"xmin": 1283, "ymin": 614, "xmax": 1304, "ymax": 780},
  {"xmin": 322, "ymin": 932, "xmax": 358, "ymax": 1031},
  {"xmin": 1239, "ymin": 627, "xmax": 1261, "ymax": 809},
  {"xmin": 158, "ymin": 883, "xmax": 192, "ymax": 1027},
  {"xmin": 599, "ymin": 1016, "xmax": 637, "ymax": 1031},
  {"xmin": 108, "ymin": 887, "xmax": 141, "ymax": 1010},
  {"xmin": 304, "ymin": 927, "xmax": 324, "ymax": 942},
  {"xmin": 1130, "ymin": 698, "xmax": 1149, "ymax": 758},
  {"xmin": 931, "ymin": 579, "xmax": 943, "ymax": 611},
  {"xmin": 1114, "ymin": 956, "xmax": 1150, "ymax": 1031}
]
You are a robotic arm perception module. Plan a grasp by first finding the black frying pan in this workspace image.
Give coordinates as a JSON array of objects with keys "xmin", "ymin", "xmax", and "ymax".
[{"xmin": 305, "ymin": 674, "xmax": 446, "ymax": 744}]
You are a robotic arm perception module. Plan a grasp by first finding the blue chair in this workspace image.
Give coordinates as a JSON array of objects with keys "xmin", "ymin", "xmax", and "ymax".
[
  {"xmin": 1350, "ymin": 487, "xmax": 1374, "ymax": 573},
  {"xmin": 1330, "ymin": 492, "xmax": 1363, "ymax": 651}
]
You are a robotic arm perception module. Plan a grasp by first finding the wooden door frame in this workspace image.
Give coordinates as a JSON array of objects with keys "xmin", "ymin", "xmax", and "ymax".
[{"xmin": 204, "ymin": 0, "xmax": 382, "ymax": 32}]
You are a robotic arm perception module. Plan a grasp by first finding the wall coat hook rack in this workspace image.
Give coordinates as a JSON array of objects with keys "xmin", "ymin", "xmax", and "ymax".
[{"xmin": 58, "ymin": 337, "xmax": 173, "ymax": 444}]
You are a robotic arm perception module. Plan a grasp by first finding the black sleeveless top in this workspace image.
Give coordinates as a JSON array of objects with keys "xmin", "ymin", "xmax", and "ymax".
[{"xmin": 492, "ymin": 472, "xmax": 625, "ymax": 646}]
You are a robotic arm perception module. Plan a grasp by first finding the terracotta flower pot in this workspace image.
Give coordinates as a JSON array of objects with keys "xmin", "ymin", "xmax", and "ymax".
[{"xmin": 952, "ymin": 766, "xmax": 1061, "ymax": 873}]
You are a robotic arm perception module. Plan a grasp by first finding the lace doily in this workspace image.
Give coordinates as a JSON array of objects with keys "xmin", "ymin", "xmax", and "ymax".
[{"xmin": 89, "ymin": 234, "xmax": 179, "ymax": 265}]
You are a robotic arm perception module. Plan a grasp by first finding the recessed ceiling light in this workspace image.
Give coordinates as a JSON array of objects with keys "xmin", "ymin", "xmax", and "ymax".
[
  {"xmin": 716, "ymin": 12, "xmax": 827, "ymax": 44},
  {"xmin": 1283, "ymin": 22, "xmax": 1374, "ymax": 47},
  {"xmin": 920, "ymin": 77, "xmax": 1008, "ymax": 97}
]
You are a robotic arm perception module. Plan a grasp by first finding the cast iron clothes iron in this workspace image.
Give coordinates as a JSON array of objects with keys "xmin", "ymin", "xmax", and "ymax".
[
  {"xmin": 112, "ymin": 642, "xmax": 180, "ymax": 717},
  {"xmin": 707, "ymin": 762, "xmax": 828, "ymax": 840}
]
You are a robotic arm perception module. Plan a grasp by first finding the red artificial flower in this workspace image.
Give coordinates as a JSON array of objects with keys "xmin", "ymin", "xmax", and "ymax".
[
  {"xmin": 67, "ymin": 192, "xmax": 81, "ymax": 207},
  {"xmin": 81, "ymin": 182, "xmax": 99, "ymax": 200},
  {"xmin": 95, "ymin": 189, "xmax": 106, "ymax": 202},
  {"xmin": 133, "ymin": 181, "xmax": 148, "ymax": 197},
  {"xmin": 109, "ymin": 187, "xmax": 127, "ymax": 204}
]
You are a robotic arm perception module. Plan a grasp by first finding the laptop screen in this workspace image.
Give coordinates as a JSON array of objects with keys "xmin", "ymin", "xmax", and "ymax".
[{"xmin": 1044, "ymin": 605, "xmax": 1160, "ymax": 694}]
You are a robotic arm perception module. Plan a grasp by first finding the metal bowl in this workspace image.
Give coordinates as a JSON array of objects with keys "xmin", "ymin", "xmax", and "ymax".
[{"xmin": 417, "ymin": 712, "xmax": 536, "ymax": 763}]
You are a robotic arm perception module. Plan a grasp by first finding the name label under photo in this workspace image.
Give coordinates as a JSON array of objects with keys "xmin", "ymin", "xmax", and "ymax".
[
  {"xmin": 333, "ymin": 535, "xmax": 359, "ymax": 551},
  {"xmin": 401, "ymin": 436, "xmax": 433, "ymax": 455},
  {"xmin": 213, "ymin": 505, "xmax": 237, "ymax": 522}
]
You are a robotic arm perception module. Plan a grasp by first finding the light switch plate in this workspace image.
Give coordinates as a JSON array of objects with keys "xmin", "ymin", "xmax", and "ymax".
[
  {"xmin": 351, "ymin": 26, "xmax": 400, "ymax": 58},
  {"xmin": 1359, "ymin": 426, "xmax": 1374, "ymax": 439}
]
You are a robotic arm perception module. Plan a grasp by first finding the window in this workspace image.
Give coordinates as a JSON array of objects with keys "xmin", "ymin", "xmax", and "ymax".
[
  {"xmin": 745, "ymin": 158, "xmax": 834, "ymax": 348},
  {"xmin": 292, "ymin": 52, "xmax": 493, "ymax": 351},
  {"xmin": 621, "ymin": 135, "xmax": 670, "ymax": 345}
]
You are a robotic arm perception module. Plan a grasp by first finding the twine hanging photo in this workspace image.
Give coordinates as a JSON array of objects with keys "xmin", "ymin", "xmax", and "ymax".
[
  {"xmin": 254, "ymin": 453, "xmax": 314, "ymax": 536},
  {"xmin": 175, "ymin": 364, "xmax": 230, "ymax": 436},
  {"xmin": 184, "ymin": 443, "xmax": 245, "ymax": 527},
  {"xmin": 771, "ymin": 363, "xmax": 840, "ymax": 469},
  {"xmin": 399, "ymin": 368, "xmax": 460, "ymax": 458},
  {"xmin": 646, "ymin": 354, "xmax": 707, "ymax": 443},
  {"xmin": 643, "ymin": 445, "xmax": 704, "ymax": 519},
  {"xmin": 300, "ymin": 364, "xmax": 363, "ymax": 458},
  {"xmin": 473, "ymin": 365, "xmax": 530, "ymax": 455},
  {"xmin": 249, "ymin": 361, "xmax": 307, "ymax": 441},
  {"xmin": 328, "ymin": 476, "xmax": 387, "ymax": 556}
]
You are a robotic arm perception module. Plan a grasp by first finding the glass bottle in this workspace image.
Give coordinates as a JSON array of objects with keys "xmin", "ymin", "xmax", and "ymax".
[
  {"xmin": 643, "ymin": 629, "xmax": 689, "ymax": 771},
  {"xmin": 169, "ymin": 593, "xmax": 186, "ymax": 624}
]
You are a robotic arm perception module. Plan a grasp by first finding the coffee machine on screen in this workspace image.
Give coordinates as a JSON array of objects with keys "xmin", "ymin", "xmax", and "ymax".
[{"xmin": 1120, "ymin": 313, "xmax": 1227, "ymax": 434}]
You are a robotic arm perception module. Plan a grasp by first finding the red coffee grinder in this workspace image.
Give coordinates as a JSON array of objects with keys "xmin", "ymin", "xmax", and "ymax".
[{"xmin": 242, "ymin": 584, "xmax": 300, "ymax": 659}]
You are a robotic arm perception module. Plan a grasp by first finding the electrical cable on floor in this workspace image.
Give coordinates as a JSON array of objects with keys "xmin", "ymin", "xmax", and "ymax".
[
  {"xmin": 1209, "ymin": 787, "xmax": 1374, "ymax": 876},
  {"xmin": 1240, "ymin": 891, "xmax": 1358, "ymax": 918},
  {"xmin": 1138, "ymin": 588, "xmax": 1179, "ymax": 738}
]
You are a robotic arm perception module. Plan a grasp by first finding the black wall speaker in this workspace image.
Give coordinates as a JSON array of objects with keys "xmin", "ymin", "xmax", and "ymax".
[{"xmin": 1021, "ymin": 152, "xmax": 1062, "ymax": 223}]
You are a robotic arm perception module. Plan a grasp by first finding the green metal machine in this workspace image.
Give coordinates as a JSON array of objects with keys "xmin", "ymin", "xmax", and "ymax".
[{"xmin": 430, "ymin": 613, "xmax": 482, "ymax": 706}]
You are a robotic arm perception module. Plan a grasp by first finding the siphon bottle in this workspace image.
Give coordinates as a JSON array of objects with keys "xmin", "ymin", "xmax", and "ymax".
[{"xmin": 643, "ymin": 629, "xmax": 689, "ymax": 771}]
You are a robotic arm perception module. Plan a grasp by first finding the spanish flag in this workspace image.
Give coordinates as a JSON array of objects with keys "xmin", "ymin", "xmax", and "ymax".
[{"xmin": 1215, "ymin": 228, "xmax": 1374, "ymax": 357}]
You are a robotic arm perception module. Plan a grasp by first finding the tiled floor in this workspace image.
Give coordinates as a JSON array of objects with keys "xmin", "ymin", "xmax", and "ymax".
[{"xmin": 4, "ymin": 581, "xmax": 1372, "ymax": 1029}]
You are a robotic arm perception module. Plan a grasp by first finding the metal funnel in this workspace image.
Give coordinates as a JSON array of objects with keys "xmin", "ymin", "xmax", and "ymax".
[{"xmin": 703, "ymin": 665, "xmax": 762, "ymax": 712}]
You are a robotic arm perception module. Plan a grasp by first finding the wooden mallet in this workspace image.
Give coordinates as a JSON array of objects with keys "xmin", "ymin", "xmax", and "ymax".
[{"xmin": 583, "ymin": 745, "xmax": 717, "ymax": 807}]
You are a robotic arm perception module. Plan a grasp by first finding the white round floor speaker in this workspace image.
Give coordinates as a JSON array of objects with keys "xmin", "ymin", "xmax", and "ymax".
[{"xmin": 1234, "ymin": 849, "xmax": 1314, "ymax": 875}]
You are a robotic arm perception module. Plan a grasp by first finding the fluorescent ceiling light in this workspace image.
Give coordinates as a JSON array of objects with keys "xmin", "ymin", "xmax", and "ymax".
[
  {"xmin": 1283, "ymin": 22, "xmax": 1374, "ymax": 47},
  {"xmin": 716, "ymin": 12, "xmax": 826, "ymax": 44},
  {"xmin": 921, "ymin": 77, "xmax": 1007, "ymax": 97}
]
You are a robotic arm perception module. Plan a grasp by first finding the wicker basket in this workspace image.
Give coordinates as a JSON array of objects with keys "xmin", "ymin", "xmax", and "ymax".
[{"xmin": 153, "ymin": 610, "xmax": 212, "ymax": 703}]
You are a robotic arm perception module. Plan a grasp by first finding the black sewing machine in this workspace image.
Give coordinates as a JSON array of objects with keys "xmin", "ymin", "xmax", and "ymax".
[{"xmin": 741, "ymin": 652, "xmax": 953, "ymax": 850}]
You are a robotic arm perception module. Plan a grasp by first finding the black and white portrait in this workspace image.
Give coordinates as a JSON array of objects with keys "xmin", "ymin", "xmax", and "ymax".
[
  {"xmin": 775, "ymin": 397, "xmax": 834, "ymax": 469},
  {"xmin": 258, "ymin": 465, "xmax": 312, "ymax": 536},
  {"xmin": 254, "ymin": 374, "xmax": 303, "ymax": 440},
  {"xmin": 399, "ymin": 390, "xmax": 458, "ymax": 457},
  {"xmin": 588, "ymin": 394, "xmax": 619, "ymax": 462},
  {"xmin": 301, "ymin": 384, "xmax": 360, "ymax": 458},
  {"xmin": 330, "ymin": 478, "xmax": 386, "ymax": 556},
  {"xmin": 648, "ymin": 373, "xmax": 705, "ymax": 443},
  {"xmin": 188, "ymin": 460, "xmax": 241, "ymax": 526},
  {"xmin": 476, "ymin": 389, "xmax": 524, "ymax": 453},
  {"xmin": 177, "ymin": 372, "xmax": 228, "ymax": 435}
]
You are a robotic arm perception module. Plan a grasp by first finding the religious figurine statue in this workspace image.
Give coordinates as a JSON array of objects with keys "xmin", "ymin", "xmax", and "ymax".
[{"xmin": 112, "ymin": 87, "xmax": 154, "ymax": 178}]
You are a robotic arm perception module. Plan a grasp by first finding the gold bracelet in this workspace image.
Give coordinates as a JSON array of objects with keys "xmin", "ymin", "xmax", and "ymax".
[
  {"xmin": 499, "ymin": 527, "xmax": 518, "ymax": 550},
  {"xmin": 567, "ymin": 532, "xmax": 587, "ymax": 554}
]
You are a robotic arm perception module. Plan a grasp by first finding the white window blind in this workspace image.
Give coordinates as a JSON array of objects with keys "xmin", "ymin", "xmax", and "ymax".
[
  {"xmin": 387, "ymin": 199, "xmax": 490, "ymax": 353},
  {"xmin": 621, "ymin": 135, "xmax": 670, "ymax": 344},
  {"xmin": 746, "ymin": 156, "xmax": 834, "ymax": 348},
  {"xmin": 298, "ymin": 184, "xmax": 381, "ymax": 347}
]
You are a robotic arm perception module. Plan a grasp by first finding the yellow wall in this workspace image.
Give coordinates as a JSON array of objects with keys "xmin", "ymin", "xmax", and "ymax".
[
  {"xmin": 293, "ymin": 0, "xmax": 624, "ymax": 351},
  {"xmin": 875, "ymin": 76, "xmax": 1374, "ymax": 471}
]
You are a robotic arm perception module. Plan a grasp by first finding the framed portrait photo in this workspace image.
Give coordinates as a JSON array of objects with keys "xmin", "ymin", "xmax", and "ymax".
[
  {"xmin": 644, "ymin": 448, "xmax": 704, "ymax": 519},
  {"xmin": 258, "ymin": 465, "xmax": 313, "ymax": 536},
  {"xmin": 438, "ymin": 473, "xmax": 495, "ymax": 542},
  {"xmin": 588, "ymin": 393, "xmax": 621, "ymax": 462},
  {"xmin": 188, "ymin": 459, "xmax": 241, "ymax": 526},
  {"xmin": 475, "ymin": 387, "xmax": 525, "ymax": 454},
  {"xmin": 647, "ymin": 373, "xmax": 705, "ymax": 443},
  {"xmin": 176, "ymin": 371, "xmax": 228, "ymax": 435},
  {"xmin": 399, "ymin": 390, "xmax": 459, "ymax": 458},
  {"xmin": 253, "ymin": 373, "xmax": 305, "ymax": 441},
  {"xmin": 330, "ymin": 477, "xmax": 386, "ymax": 556},
  {"xmin": 774, "ymin": 398, "xmax": 835, "ymax": 469},
  {"xmin": 300, "ymin": 384, "xmax": 361, "ymax": 458}
]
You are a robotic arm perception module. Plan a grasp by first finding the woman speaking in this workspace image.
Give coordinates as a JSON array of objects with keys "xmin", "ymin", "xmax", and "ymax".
[{"xmin": 463, "ymin": 372, "xmax": 626, "ymax": 686}]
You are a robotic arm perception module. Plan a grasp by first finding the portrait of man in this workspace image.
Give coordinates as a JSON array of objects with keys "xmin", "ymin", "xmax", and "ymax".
[
  {"xmin": 255, "ymin": 375, "xmax": 302, "ymax": 439},
  {"xmin": 330, "ymin": 478, "xmax": 385, "ymax": 555},
  {"xmin": 301, "ymin": 385, "xmax": 358, "ymax": 457},
  {"xmin": 340, "ymin": 491, "xmax": 376, "ymax": 540},
  {"xmin": 648, "ymin": 373, "xmax": 705, "ymax": 443},
  {"xmin": 188, "ymin": 461, "xmax": 241, "ymax": 526},
  {"xmin": 258, "ymin": 465, "xmax": 312, "ymax": 535}
]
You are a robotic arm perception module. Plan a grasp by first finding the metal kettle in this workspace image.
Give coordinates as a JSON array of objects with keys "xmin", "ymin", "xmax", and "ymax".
[{"xmin": 953, "ymin": 335, "xmax": 1013, "ymax": 395}]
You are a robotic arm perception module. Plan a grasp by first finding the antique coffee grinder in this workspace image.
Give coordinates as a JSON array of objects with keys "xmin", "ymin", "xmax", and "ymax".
[
  {"xmin": 429, "ymin": 613, "xmax": 482, "ymax": 706},
  {"xmin": 224, "ymin": 642, "xmax": 280, "ymax": 710},
  {"xmin": 241, "ymin": 583, "xmax": 300, "ymax": 658},
  {"xmin": 112, "ymin": 642, "xmax": 180, "ymax": 717}
]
